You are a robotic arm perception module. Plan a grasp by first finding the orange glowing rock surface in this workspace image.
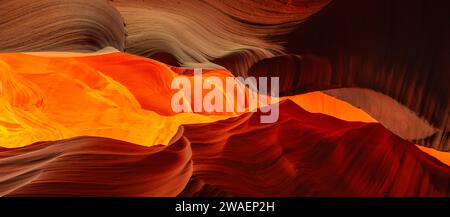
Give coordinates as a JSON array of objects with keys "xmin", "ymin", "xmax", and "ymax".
[
  {"xmin": 418, "ymin": 146, "xmax": 450, "ymax": 166},
  {"xmin": 285, "ymin": 92, "xmax": 377, "ymax": 123},
  {"xmin": 0, "ymin": 51, "xmax": 370, "ymax": 148},
  {"xmin": 0, "ymin": 51, "xmax": 448, "ymax": 166},
  {"xmin": 0, "ymin": 52, "xmax": 233, "ymax": 148}
]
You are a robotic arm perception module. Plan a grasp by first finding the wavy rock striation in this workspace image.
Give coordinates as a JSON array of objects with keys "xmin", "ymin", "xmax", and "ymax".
[
  {"xmin": 0, "ymin": 128, "xmax": 192, "ymax": 196},
  {"xmin": 0, "ymin": 0, "xmax": 126, "ymax": 52},
  {"xmin": 1, "ymin": 101, "xmax": 448, "ymax": 196},
  {"xmin": 112, "ymin": 0, "xmax": 330, "ymax": 72},
  {"xmin": 182, "ymin": 100, "xmax": 450, "ymax": 196}
]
